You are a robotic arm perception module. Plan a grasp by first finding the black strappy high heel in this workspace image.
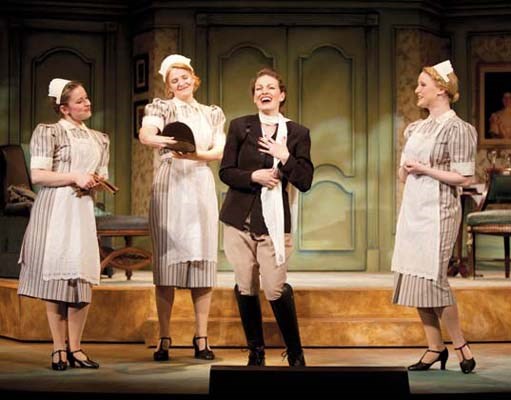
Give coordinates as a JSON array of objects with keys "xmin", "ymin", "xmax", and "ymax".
[
  {"xmin": 455, "ymin": 342, "xmax": 476, "ymax": 374},
  {"xmin": 408, "ymin": 347, "xmax": 448, "ymax": 371},
  {"xmin": 67, "ymin": 349, "xmax": 100, "ymax": 369},
  {"xmin": 51, "ymin": 349, "xmax": 68, "ymax": 371},
  {"xmin": 153, "ymin": 337, "xmax": 171, "ymax": 361},
  {"xmin": 193, "ymin": 336, "xmax": 215, "ymax": 360}
]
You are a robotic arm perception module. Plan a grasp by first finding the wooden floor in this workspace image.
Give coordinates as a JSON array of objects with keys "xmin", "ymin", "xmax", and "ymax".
[{"xmin": 0, "ymin": 338, "xmax": 510, "ymax": 399}]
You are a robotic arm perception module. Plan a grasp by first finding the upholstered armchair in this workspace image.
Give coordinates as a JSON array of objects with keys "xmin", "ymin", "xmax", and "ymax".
[
  {"xmin": 0, "ymin": 145, "xmax": 33, "ymax": 278},
  {"xmin": 466, "ymin": 168, "xmax": 511, "ymax": 279}
]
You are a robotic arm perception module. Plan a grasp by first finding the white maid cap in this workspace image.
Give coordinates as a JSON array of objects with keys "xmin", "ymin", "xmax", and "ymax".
[
  {"xmin": 432, "ymin": 60, "xmax": 454, "ymax": 83},
  {"xmin": 158, "ymin": 54, "xmax": 193, "ymax": 83},
  {"xmin": 48, "ymin": 78, "xmax": 71, "ymax": 104}
]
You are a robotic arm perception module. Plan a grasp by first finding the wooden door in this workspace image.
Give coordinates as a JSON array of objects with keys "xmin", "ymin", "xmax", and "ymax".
[{"xmin": 207, "ymin": 25, "xmax": 369, "ymax": 271}]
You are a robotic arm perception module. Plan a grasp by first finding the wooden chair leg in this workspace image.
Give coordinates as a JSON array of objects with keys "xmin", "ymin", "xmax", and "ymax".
[
  {"xmin": 467, "ymin": 229, "xmax": 476, "ymax": 279},
  {"xmin": 505, "ymin": 235, "xmax": 510, "ymax": 279},
  {"xmin": 125, "ymin": 236, "xmax": 131, "ymax": 280}
]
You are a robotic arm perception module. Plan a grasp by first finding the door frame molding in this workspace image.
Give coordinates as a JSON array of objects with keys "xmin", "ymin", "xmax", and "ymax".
[{"xmin": 196, "ymin": 12, "xmax": 379, "ymax": 27}]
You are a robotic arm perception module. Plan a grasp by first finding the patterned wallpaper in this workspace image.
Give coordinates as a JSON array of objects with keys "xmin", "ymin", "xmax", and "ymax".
[
  {"xmin": 394, "ymin": 28, "xmax": 451, "ymax": 213},
  {"xmin": 470, "ymin": 34, "xmax": 511, "ymax": 182},
  {"xmin": 131, "ymin": 28, "xmax": 179, "ymax": 217}
]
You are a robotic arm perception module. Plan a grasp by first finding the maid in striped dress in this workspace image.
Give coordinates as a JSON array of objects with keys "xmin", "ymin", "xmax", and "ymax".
[
  {"xmin": 391, "ymin": 60, "xmax": 476, "ymax": 374},
  {"xmin": 18, "ymin": 79, "xmax": 109, "ymax": 371},
  {"xmin": 138, "ymin": 54, "xmax": 226, "ymax": 361}
]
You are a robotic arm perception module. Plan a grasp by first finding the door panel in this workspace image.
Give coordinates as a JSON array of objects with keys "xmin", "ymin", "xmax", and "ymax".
[
  {"xmin": 288, "ymin": 27, "xmax": 367, "ymax": 270},
  {"xmin": 207, "ymin": 27, "xmax": 287, "ymax": 269},
  {"xmin": 207, "ymin": 27, "xmax": 287, "ymax": 126},
  {"xmin": 299, "ymin": 46, "xmax": 354, "ymax": 175},
  {"xmin": 21, "ymin": 31, "xmax": 105, "ymax": 143}
]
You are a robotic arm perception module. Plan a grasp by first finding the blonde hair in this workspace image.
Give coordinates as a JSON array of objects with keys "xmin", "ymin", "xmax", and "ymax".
[
  {"xmin": 164, "ymin": 63, "xmax": 201, "ymax": 98},
  {"xmin": 423, "ymin": 66, "xmax": 460, "ymax": 103}
]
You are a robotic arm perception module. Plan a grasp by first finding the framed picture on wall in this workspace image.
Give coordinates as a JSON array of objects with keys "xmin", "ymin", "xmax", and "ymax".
[
  {"xmin": 477, "ymin": 63, "xmax": 511, "ymax": 147},
  {"xmin": 133, "ymin": 53, "xmax": 149, "ymax": 93},
  {"xmin": 133, "ymin": 99, "xmax": 149, "ymax": 139}
]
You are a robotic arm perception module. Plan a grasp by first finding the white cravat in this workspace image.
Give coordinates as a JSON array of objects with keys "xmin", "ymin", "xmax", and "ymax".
[{"xmin": 259, "ymin": 112, "xmax": 289, "ymax": 266}]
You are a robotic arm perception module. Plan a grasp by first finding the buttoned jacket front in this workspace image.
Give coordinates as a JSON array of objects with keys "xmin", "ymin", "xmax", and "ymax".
[{"xmin": 219, "ymin": 114, "xmax": 313, "ymax": 235}]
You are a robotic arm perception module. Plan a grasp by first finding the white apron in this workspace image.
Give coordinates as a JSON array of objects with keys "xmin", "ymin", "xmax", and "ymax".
[
  {"xmin": 391, "ymin": 113, "xmax": 453, "ymax": 281},
  {"xmin": 163, "ymin": 102, "xmax": 218, "ymax": 264},
  {"xmin": 42, "ymin": 120, "xmax": 102, "ymax": 285}
]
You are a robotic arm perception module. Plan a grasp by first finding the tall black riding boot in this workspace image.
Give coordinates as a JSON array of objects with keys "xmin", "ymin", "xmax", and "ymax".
[
  {"xmin": 234, "ymin": 285, "xmax": 266, "ymax": 366},
  {"xmin": 270, "ymin": 283, "xmax": 306, "ymax": 367}
]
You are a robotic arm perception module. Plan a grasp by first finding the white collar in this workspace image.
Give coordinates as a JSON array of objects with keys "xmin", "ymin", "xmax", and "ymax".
[
  {"xmin": 259, "ymin": 112, "xmax": 285, "ymax": 125},
  {"xmin": 59, "ymin": 118, "xmax": 88, "ymax": 131},
  {"xmin": 427, "ymin": 109, "xmax": 455, "ymax": 124},
  {"xmin": 172, "ymin": 97, "xmax": 199, "ymax": 109}
]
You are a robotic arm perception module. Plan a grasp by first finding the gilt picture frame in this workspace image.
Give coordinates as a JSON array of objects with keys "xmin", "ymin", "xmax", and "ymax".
[{"xmin": 477, "ymin": 63, "xmax": 511, "ymax": 147}]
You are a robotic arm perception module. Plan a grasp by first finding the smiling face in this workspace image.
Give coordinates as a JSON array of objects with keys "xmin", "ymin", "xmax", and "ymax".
[
  {"xmin": 415, "ymin": 71, "xmax": 443, "ymax": 109},
  {"xmin": 60, "ymin": 85, "xmax": 91, "ymax": 123},
  {"xmin": 253, "ymin": 74, "xmax": 286, "ymax": 115},
  {"xmin": 167, "ymin": 67, "xmax": 196, "ymax": 102}
]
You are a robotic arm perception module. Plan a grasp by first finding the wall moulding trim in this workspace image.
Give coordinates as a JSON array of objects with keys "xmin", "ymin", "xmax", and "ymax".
[
  {"xmin": 444, "ymin": 5, "xmax": 511, "ymax": 18},
  {"xmin": 9, "ymin": 18, "xmax": 117, "ymax": 33},
  {"xmin": 196, "ymin": 12, "xmax": 379, "ymax": 27},
  {"xmin": 133, "ymin": 24, "xmax": 182, "ymax": 32},
  {"xmin": 392, "ymin": 24, "xmax": 450, "ymax": 37},
  {"xmin": 467, "ymin": 30, "xmax": 511, "ymax": 39},
  {"xmin": 3, "ymin": 2, "xmax": 128, "ymax": 19}
]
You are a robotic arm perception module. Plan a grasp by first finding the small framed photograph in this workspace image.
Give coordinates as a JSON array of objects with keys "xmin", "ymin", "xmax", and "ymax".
[
  {"xmin": 133, "ymin": 99, "xmax": 149, "ymax": 139},
  {"xmin": 133, "ymin": 53, "xmax": 149, "ymax": 93},
  {"xmin": 477, "ymin": 63, "xmax": 511, "ymax": 147}
]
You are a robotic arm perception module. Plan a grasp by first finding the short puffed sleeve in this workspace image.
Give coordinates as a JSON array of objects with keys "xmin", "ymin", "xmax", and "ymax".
[
  {"xmin": 447, "ymin": 120, "xmax": 477, "ymax": 176},
  {"xmin": 141, "ymin": 98, "xmax": 176, "ymax": 132},
  {"xmin": 29, "ymin": 124, "xmax": 56, "ymax": 170},
  {"xmin": 92, "ymin": 130, "xmax": 110, "ymax": 179},
  {"xmin": 209, "ymin": 105, "xmax": 226, "ymax": 149}
]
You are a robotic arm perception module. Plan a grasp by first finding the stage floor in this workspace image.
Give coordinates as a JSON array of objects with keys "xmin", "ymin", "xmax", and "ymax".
[
  {"xmin": 0, "ymin": 338, "xmax": 510, "ymax": 399},
  {"xmin": 1, "ymin": 269, "xmax": 511, "ymax": 398},
  {"xmin": 2, "ymin": 268, "xmax": 511, "ymax": 346},
  {"xmin": 102, "ymin": 268, "xmax": 511, "ymax": 289}
]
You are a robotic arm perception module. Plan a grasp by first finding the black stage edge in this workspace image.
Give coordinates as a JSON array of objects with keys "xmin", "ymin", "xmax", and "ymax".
[
  {"xmin": 0, "ymin": 391, "xmax": 207, "ymax": 400},
  {"xmin": 2, "ymin": 386, "xmax": 511, "ymax": 400},
  {"xmin": 209, "ymin": 365, "xmax": 410, "ymax": 399}
]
